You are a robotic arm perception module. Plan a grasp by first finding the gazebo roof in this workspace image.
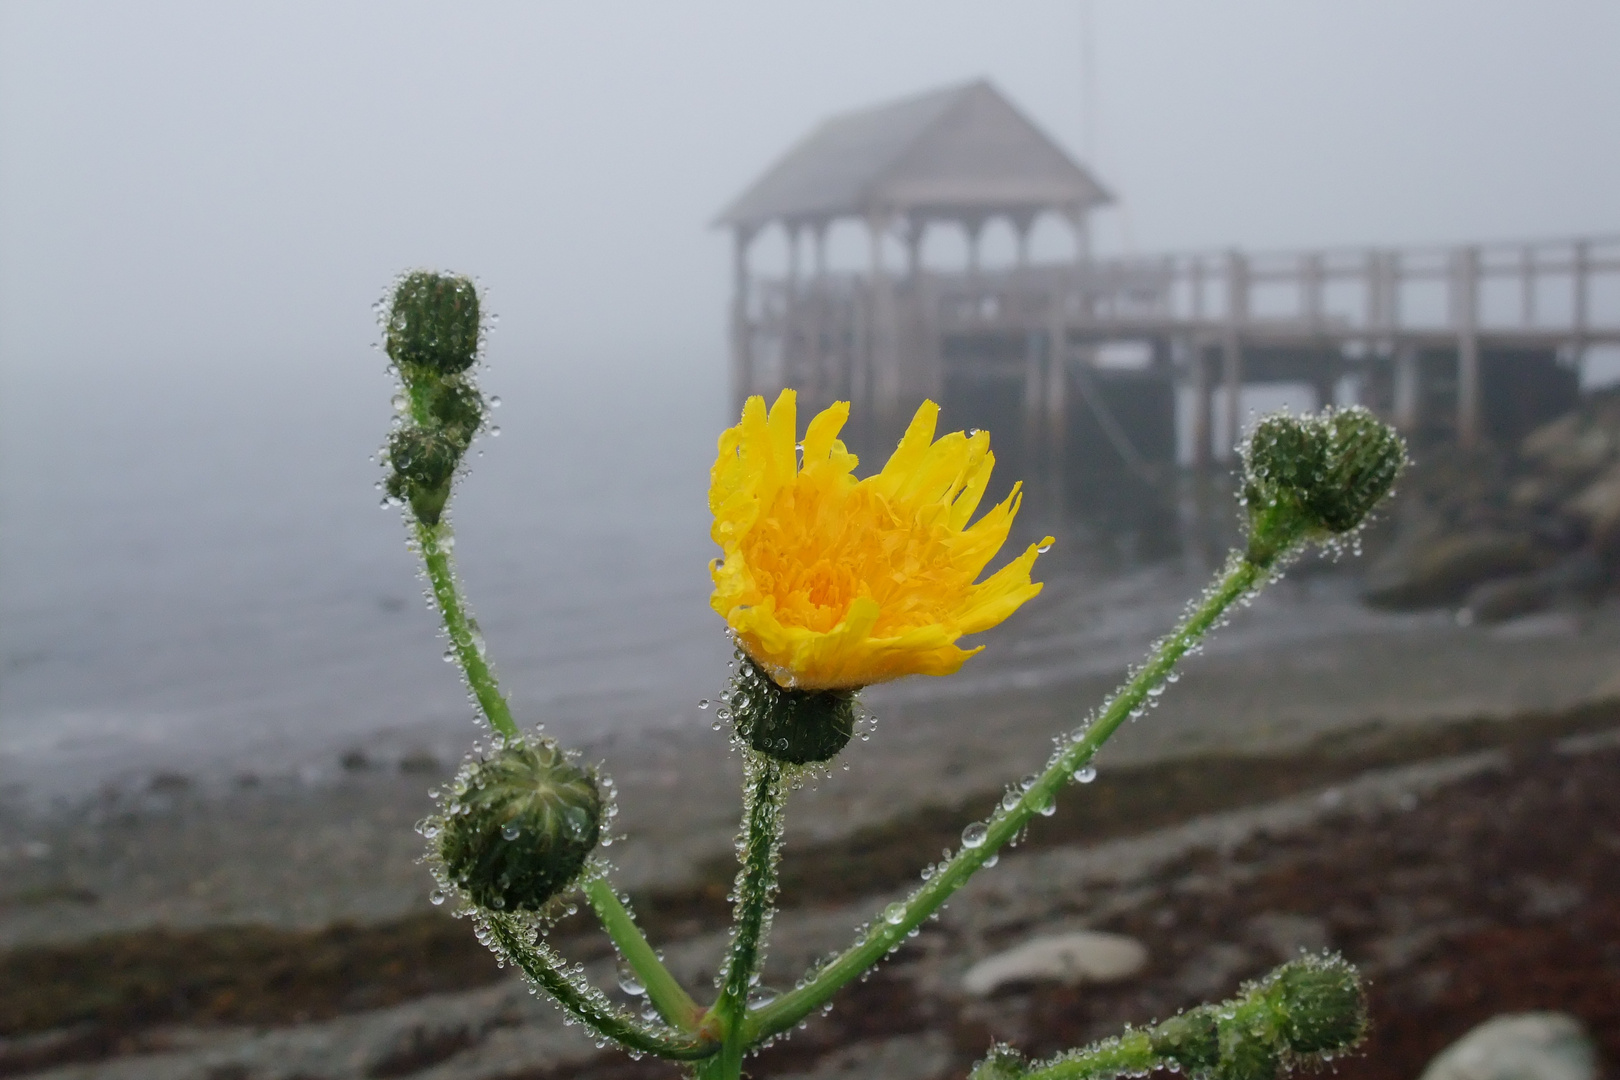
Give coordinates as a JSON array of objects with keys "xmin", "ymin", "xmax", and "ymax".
[{"xmin": 715, "ymin": 79, "xmax": 1111, "ymax": 231}]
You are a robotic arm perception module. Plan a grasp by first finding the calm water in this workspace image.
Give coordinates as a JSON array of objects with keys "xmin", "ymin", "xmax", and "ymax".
[{"xmin": 0, "ymin": 343, "xmax": 1354, "ymax": 800}]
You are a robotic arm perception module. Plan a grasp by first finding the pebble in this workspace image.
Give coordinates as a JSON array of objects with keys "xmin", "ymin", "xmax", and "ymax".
[
  {"xmin": 962, "ymin": 930, "xmax": 1147, "ymax": 996},
  {"xmin": 1418, "ymin": 1013, "xmax": 1597, "ymax": 1080}
]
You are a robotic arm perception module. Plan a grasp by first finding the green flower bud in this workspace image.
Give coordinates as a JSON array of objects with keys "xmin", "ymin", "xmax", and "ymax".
[
  {"xmin": 729, "ymin": 654, "xmax": 855, "ymax": 765},
  {"xmin": 386, "ymin": 271, "xmax": 481, "ymax": 376},
  {"xmin": 1258, "ymin": 953, "xmax": 1366, "ymax": 1057},
  {"xmin": 421, "ymin": 378, "xmax": 484, "ymax": 447},
  {"xmin": 1242, "ymin": 406, "xmax": 1405, "ymax": 566},
  {"xmin": 436, "ymin": 737, "xmax": 602, "ymax": 912},
  {"xmin": 386, "ymin": 427, "xmax": 462, "ymax": 526}
]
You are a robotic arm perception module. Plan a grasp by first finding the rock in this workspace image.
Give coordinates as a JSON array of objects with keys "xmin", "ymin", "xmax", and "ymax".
[
  {"xmin": 1364, "ymin": 530, "xmax": 1540, "ymax": 609},
  {"xmin": 962, "ymin": 930, "xmax": 1147, "ymax": 996},
  {"xmin": 1522, "ymin": 412, "xmax": 1617, "ymax": 478},
  {"xmin": 1461, "ymin": 551, "xmax": 1606, "ymax": 624},
  {"xmin": 1418, "ymin": 1012, "xmax": 1597, "ymax": 1080},
  {"xmin": 1460, "ymin": 573, "xmax": 1558, "ymax": 624},
  {"xmin": 1566, "ymin": 461, "xmax": 1620, "ymax": 549}
]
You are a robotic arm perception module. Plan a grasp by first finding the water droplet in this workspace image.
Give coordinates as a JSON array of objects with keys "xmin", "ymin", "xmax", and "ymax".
[
  {"xmin": 1147, "ymin": 683, "xmax": 1166, "ymax": 698},
  {"xmin": 1037, "ymin": 796, "xmax": 1056, "ymax": 816},
  {"xmin": 1001, "ymin": 790, "xmax": 1021, "ymax": 812},
  {"xmin": 443, "ymin": 649, "xmax": 456, "ymax": 662},
  {"xmin": 698, "ymin": 699, "xmax": 710, "ymax": 710},
  {"xmin": 429, "ymin": 889, "xmax": 447, "ymax": 905},
  {"xmin": 392, "ymin": 393, "xmax": 408, "ymax": 412},
  {"xmin": 717, "ymin": 708, "xmax": 732, "ymax": 721},
  {"xmin": 1037, "ymin": 539, "xmax": 1053, "ymax": 553},
  {"xmin": 501, "ymin": 823, "xmax": 521, "ymax": 840},
  {"xmin": 490, "ymin": 395, "xmax": 502, "ymax": 407},
  {"xmin": 883, "ymin": 901, "xmax": 906, "ymax": 924},
  {"xmin": 961, "ymin": 822, "xmax": 988, "ymax": 849},
  {"xmin": 983, "ymin": 852, "xmax": 999, "ymax": 868},
  {"xmin": 617, "ymin": 966, "xmax": 646, "ymax": 996},
  {"xmin": 1074, "ymin": 765, "xmax": 1097, "ymax": 783},
  {"xmin": 1019, "ymin": 774, "xmax": 1038, "ymax": 791}
]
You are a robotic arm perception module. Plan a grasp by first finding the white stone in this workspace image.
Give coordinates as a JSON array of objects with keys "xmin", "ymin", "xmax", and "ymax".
[
  {"xmin": 962, "ymin": 930, "xmax": 1147, "ymax": 996},
  {"xmin": 1418, "ymin": 1013, "xmax": 1597, "ymax": 1080}
]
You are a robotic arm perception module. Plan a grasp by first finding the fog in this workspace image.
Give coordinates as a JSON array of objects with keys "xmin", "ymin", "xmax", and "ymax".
[
  {"xmin": 2, "ymin": 1, "xmax": 1617, "ymax": 374},
  {"xmin": 2, "ymin": 1, "xmax": 1619, "ymax": 789}
]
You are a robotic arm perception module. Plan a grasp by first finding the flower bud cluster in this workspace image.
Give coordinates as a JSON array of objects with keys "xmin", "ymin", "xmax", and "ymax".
[
  {"xmin": 1241, "ymin": 406, "xmax": 1406, "ymax": 567},
  {"xmin": 381, "ymin": 272, "xmax": 486, "ymax": 525},
  {"xmin": 426, "ymin": 734, "xmax": 603, "ymax": 913}
]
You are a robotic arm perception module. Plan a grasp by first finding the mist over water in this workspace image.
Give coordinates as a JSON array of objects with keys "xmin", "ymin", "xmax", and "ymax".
[{"xmin": 0, "ymin": 343, "xmax": 741, "ymax": 797}]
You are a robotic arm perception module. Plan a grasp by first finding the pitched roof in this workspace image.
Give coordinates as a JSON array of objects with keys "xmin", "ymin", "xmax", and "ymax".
[{"xmin": 715, "ymin": 79, "xmax": 1111, "ymax": 230}]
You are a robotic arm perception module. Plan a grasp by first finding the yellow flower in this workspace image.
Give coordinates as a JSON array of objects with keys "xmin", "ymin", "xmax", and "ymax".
[{"xmin": 709, "ymin": 389, "xmax": 1052, "ymax": 691}]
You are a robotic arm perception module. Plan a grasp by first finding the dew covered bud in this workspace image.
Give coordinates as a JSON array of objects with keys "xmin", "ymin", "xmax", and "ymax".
[
  {"xmin": 729, "ymin": 654, "xmax": 855, "ymax": 765},
  {"xmin": 967, "ymin": 1045, "xmax": 1029, "ymax": 1080},
  {"xmin": 386, "ymin": 427, "xmax": 462, "ymax": 526},
  {"xmin": 1242, "ymin": 406, "xmax": 1405, "ymax": 566},
  {"xmin": 437, "ymin": 736, "xmax": 602, "ymax": 912},
  {"xmin": 1257, "ymin": 952, "xmax": 1367, "ymax": 1057},
  {"xmin": 386, "ymin": 271, "xmax": 482, "ymax": 376}
]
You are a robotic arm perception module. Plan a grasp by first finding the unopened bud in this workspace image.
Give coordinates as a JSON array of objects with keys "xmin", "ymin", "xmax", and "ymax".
[
  {"xmin": 729, "ymin": 655, "xmax": 855, "ymax": 765},
  {"xmin": 386, "ymin": 272, "xmax": 481, "ymax": 376},
  {"xmin": 967, "ymin": 1046, "xmax": 1028, "ymax": 1080},
  {"xmin": 436, "ymin": 737, "xmax": 602, "ymax": 912},
  {"xmin": 386, "ymin": 427, "xmax": 461, "ymax": 526},
  {"xmin": 1257, "ymin": 952, "xmax": 1367, "ymax": 1057},
  {"xmin": 1242, "ymin": 406, "xmax": 1405, "ymax": 566}
]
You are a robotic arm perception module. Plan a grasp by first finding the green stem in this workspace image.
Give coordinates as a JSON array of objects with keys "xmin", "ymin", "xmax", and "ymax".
[
  {"xmin": 584, "ymin": 877, "xmax": 704, "ymax": 1031},
  {"xmin": 415, "ymin": 519, "xmax": 518, "ymax": 740},
  {"xmin": 489, "ymin": 916, "xmax": 719, "ymax": 1062},
  {"xmin": 746, "ymin": 553, "xmax": 1266, "ymax": 1042},
  {"xmin": 705, "ymin": 752, "xmax": 787, "ymax": 1078}
]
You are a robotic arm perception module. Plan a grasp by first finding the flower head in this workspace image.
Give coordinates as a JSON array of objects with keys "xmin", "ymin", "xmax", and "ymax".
[{"xmin": 709, "ymin": 390, "xmax": 1051, "ymax": 691}]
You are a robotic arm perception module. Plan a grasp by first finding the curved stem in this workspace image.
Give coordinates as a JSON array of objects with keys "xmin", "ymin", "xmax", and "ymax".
[
  {"xmin": 415, "ymin": 519, "xmax": 518, "ymax": 740},
  {"xmin": 747, "ymin": 553, "xmax": 1266, "ymax": 1042},
  {"xmin": 705, "ymin": 751, "xmax": 786, "ymax": 1077},
  {"xmin": 584, "ymin": 877, "xmax": 704, "ymax": 1031},
  {"xmin": 488, "ymin": 916, "xmax": 719, "ymax": 1062}
]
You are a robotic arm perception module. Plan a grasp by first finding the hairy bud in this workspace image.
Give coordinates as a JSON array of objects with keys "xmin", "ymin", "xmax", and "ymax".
[
  {"xmin": 1242, "ymin": 406, "xmax": 1405, "ymax": 566},
  {"xmin": 436, "ymin": 737, "xmax": 602, "ymax": 912},
  {"xmin": 729, "ymin": 655, "xmax": 855, "ymax": 765},
  {"xmin": 386, "ymin": 271, "xmax": 482, "ymax": 376},
  {"xmin": 386, "ymin": 427, "xmax": 462, "ymax": 526}
]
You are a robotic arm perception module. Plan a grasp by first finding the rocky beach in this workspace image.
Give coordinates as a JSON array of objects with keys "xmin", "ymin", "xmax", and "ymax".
[{"xmin": 6, "ymin": 393, "xmax": 1620, "ymax": 1080}]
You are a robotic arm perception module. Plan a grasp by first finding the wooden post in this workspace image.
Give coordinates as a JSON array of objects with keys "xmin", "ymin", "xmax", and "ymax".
[
  {"xmin": 1222, "ymin": 250, "xmax": 1248, "ymax": 460},
  {"xmin": 730, "ymin": 225, "xmax": 756, "ymax": 414},
  {"xmin": 1394, "ymin": 343, "xmax": 1420, "ymax": 434},
  {"xmin": 1520, "ymin": 245, "xmax": 1536, "ymax": 326},
  {"xmin": 1454, "ymin": 246, "xmax": 1481, "ymax": 448},
  {"xmin": 1302, "ymin": 252, "xmax": 1324, "ymax": 332},
  {"xmin": 1573, "ymin": 239, "xmax": 1591, "ymax": 375},
  {"xmin": 1190, "ymin": 337, "xmax": 1211, "ymax": 469}
]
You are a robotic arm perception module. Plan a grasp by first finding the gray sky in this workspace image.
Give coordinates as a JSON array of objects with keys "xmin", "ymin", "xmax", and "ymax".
[{"xmin": 2, "ymin": 0, "xmax": 1618, "ymax": 370}]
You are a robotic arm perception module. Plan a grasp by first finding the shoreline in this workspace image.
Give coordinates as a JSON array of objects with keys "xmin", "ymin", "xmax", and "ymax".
[{"xmin": 3, "ymin": 595, "xmax": 1619, "ymax": 951}]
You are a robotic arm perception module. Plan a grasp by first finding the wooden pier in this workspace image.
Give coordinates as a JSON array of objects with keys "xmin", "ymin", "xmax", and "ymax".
[{"xmin": 718, "ymin": 82, "xmax": 1620, "ymax": 477}]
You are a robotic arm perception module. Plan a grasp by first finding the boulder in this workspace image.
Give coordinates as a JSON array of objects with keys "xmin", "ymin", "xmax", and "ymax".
[
  {"xmin": 1364, "ymin": 530, "xmax": 1540, "ymax": 609},
  {"xmin": 1418, "ymin": 1012, "xmax": 1597, "ymax": 1080},
  {"xmin": 962, "ymin": 931, "xmax": 1147, "ymax": 996}
]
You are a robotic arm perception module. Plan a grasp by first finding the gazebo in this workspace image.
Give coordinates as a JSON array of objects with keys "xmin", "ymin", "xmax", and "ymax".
[{"xmin": 716, "ymin": 79, "xmax": 1112, "ymax": 447}]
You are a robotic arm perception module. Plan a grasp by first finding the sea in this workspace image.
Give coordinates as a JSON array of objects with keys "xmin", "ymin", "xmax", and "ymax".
[{"xmin": 0, "ymin": 343, "xmax": 1376, "ymax": 803}]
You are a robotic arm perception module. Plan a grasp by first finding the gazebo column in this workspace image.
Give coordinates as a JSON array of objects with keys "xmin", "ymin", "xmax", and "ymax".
[
  {"xmin": 1221, "ymin": 250, "xmax": 1249, "ymax": 461},
  {"xmin": 867, "ymin": 213, "xmax": 900, "ymax": 437},
  {"xmin": 730, "ymin": 225, "xmax": 757, "ymax": 415}
]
